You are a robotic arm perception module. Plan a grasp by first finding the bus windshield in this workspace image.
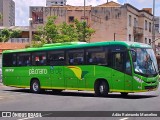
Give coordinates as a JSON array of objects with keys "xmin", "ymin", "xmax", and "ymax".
[{"xmin": 131, "ymin": 48, "xmax": 158, "ymax": 77}]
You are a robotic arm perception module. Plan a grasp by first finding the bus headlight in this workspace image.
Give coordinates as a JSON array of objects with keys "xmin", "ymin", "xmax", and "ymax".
[{"xmin": 134, "ymin": 76, "xmax": 144, "ymax": 83}]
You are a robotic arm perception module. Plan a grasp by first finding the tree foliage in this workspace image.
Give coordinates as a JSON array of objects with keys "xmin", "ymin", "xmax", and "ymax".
[
  {"xmin": 0, "ymin": 29, "xmax": 22, "ymax": 42},
  {"xmin": 32, "ymin": 16, "xmax": 95, "ymax": 47},
  {"xmin": 10, "ymin": 30, "xmax": 21, "ymax": 38},
  {"xmin": 0, "ymin": 29, "xmax": 10, "ymax": 42}
]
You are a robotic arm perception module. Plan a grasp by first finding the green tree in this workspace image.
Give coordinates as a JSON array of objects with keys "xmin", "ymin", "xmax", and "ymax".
[
  {"xmin": 74, "ymin": 19, "xmax": 95, "ymax": 42},
  {"xmin": 33, "ymin": 16, "xmax": 59, "ymax": 44},
  {"xmin": 58, "ymin": 22, "xmax": 78, "ymax": 42},
  {"xmin": 32, "ymin": 16, "xmax": 95, "ymax": 47},
  {"xmin": 0, "ymin": 29, "xmax": 10, "ymax": 42},
  {"xmin": 10, "ymin": 30, "xmax": 21, "ymax": 38}
]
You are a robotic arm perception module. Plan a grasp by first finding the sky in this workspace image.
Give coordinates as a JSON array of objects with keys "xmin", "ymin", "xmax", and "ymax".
[{"xmin": 14, "ymin": 0, "xmax": 160, "ymax": 26}]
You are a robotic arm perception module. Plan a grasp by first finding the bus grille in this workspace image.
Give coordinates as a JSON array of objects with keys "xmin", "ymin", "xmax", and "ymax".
[
  {"xmin": 145, "ymin": 85, "xmax": 157, "ymax": 90},
  {"xmin": 146, "ymin": 81, "xmax": 156, "ymax": 84}
]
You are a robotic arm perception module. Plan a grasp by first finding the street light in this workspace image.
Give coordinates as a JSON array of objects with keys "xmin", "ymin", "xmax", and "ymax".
[{"xmin": 29, "ymin": 18, "xmax": 33, "ymax": 46}]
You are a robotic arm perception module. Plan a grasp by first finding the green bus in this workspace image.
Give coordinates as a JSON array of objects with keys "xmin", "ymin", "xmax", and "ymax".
[{"xmin": 2, "ymin": 41, "xmax": 159, "ymax": 96}]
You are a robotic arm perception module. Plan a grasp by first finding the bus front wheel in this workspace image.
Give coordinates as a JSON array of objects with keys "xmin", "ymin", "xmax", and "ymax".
[
  {"xmin": 30, "ymin": 80, "xmax": 41, "ymax": 94},
  {"xmin": 94, "ymin": 80, "xmax": 109, "ymax": 97}
]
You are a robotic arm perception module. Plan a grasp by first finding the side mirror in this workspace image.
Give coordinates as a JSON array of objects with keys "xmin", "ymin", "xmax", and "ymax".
[{"xmin": 130, "ymin": 49, "xmax": 137, "ymax": 62}]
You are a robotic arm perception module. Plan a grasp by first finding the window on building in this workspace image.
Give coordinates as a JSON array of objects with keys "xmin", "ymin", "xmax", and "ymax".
[
  {"xmin": 32, "ymin": 12, "xmax": 43, "ymax": 24},
  {"xmin": 129, "ymin": 34, "xmax": 131, "ymax": 41},
  {"xmin": 145, "ymin": 38, "xmax": 147, "ymax": 44},
  {"xmin": 129, "ymin": 15, "xmax": 132, "ymax": 26},
  {"xmin": 134, "ymin": 18, "xmax": 137, "ymax": 27},
  {"xmin": 134, "ymin": 36, "xmax": 137, "ymax": 42},
  {"xmin": 149, "ymin": 39, "xmax": 151, "ymax": 44},
  {"xmin": 149, "ymin": 22, "xmax": 151, "ymax": 32},
  {"xmin": 69, "ymin": 16, "xmax": 74, "ymax": 23},
  {"xmin": 145, "ymin": 20, "xmax": 147, "ymax": 30},
  {"xmin": 155, "ymin": 24, "xmax": 159, "ymax": 32}
]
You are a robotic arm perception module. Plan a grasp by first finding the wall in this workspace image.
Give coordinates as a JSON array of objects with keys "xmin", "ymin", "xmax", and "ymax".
[{"xmin": 90, "ymin": 6, "xmax": 127, "ymax": 42}]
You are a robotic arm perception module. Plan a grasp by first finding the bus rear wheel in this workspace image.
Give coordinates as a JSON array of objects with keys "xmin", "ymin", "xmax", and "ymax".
[
  {"xmin": 30, "ymin": 80, "xmax": 41, "ymax": 94},
  {"xmin": 94, "ymin": 80, "xmax": 109, "ymax": 97}
]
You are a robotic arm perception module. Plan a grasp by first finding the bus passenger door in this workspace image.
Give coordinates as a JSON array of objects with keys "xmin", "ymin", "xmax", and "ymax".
[
  {"xmin": 48, "ymin": 51, "xmax": 65, "ymax": 89},
  {"xmin": 124, "ymin": 53, "xmax": 133, "ymax": 91},
  {"xmin": 64, "ymin": 49, "xmax": 85, "ymax": 89},
  {"xmin": 111, "ymin": 52, "xmax": 125, "ymax": 91}
]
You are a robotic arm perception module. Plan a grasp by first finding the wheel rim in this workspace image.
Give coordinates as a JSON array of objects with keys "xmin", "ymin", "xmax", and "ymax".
[
  {"xmin": 99, "ymin": 84, "xmax": 104, "ymax": 94},
  {"xmin": 33, "ymin": 82, "xmax": 39, "ymax": 92}
]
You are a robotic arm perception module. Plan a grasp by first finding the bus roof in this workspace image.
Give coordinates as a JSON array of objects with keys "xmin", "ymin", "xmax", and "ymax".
[{"xmin": 2, "ymin": 41, "xmax": 152, "ymax": 53}]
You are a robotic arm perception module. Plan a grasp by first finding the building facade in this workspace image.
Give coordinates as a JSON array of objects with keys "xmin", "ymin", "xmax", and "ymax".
[
  {"xmin": 0, "ymin": 0, "xmax": 15, "ymax": 26},
  {"xmin": 154, "ymin": 17, "xmax": 160, "ymax": 54},
  {"xmin": 29, "ymin": 1, "xmax": 153, "ymax": 44},
  {"xmin": 155, "ymin": 17, "xmax": 160, "ymax": 33},
  {"xmin": 46, "ymin": 0, "xmax": 67, "ymax": 7}
]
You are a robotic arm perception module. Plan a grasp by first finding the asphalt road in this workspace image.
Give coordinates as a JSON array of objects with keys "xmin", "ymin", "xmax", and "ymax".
[{"xmin": 0, "ymin": 82, "xmax": 160, "ymax": 120}]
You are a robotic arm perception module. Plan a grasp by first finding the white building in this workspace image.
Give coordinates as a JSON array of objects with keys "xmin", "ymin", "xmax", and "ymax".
[
  {"xmin": 155, "ymin": 17, "xmax": 160, "ymax": 33},
  {"xmin": 0, "ymin": 0, "xmax": 15, "ymax": 26},
  {"xmin": 46, "ymin": 0, "xmax": 67, "ymax": 6}
]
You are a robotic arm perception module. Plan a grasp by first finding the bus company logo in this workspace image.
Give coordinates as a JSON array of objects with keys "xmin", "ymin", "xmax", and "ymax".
[
  {"xmin": 67, "ymin": 66, "xmax": 88, "ymax": 80},
  {"xmin": 29, "ymin": 68, "xmax": 48, "ymax": 75},
  {"xmin": 5, "ymin": 69, "xmax": 14, "ymax": 72}
]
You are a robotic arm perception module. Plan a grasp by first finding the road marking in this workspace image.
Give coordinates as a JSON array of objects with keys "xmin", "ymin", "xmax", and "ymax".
[
  {"xmin": 0, "ymin": 96, "xmax": 3, "ymax": 99},
  {"xmin": 119, "ymin": 118, "xmax": 129, "ymax": 120}
]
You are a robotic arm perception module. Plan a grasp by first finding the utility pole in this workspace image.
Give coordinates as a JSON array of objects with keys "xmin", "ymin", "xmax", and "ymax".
[
  {"xmin": 152, "ymin": 0, "xmax": 156, "ymax": 52},
  {"xmin": 114, "ymin": 33, "xmax": 116, "ymax": 41}
]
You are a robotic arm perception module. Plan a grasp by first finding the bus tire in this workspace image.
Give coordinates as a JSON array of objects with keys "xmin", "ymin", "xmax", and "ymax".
[
  {"xmin": 30, "ymin": 79, "xmax": 41, "ymax": 94},
  {"xmin": 94, "ymin": 80, "xmax": 109, "ymax": 97},
  {"xmin": 121, "ymin": 92, "xmax": 128, "ymax": 97}
]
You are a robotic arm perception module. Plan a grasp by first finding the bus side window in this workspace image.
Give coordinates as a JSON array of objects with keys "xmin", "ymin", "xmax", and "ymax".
[
  {"xmin": 3, "ymin": 53, "xmax": 16, "ymax": 67},
  {"xmin": 86, "ymin": 47, "xmax": 108, "ymax": 65},
  {"xmin": 67, "ymin": 49, "xmax": 84, "ymax": 65},
  {"xmin": 112, "ymin": 52, "xmax": 124, "ymax": 71},
  {"xmin": 17, "ymin": 53, "xmax": 31, "ymax": 66},
  {"xmin": 32, "ymin": 52, "xmax": 46, "ymax": 66},
  {"xmin": 48, "ymin": 51, "xmax": 65, "ymax": 66}
]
